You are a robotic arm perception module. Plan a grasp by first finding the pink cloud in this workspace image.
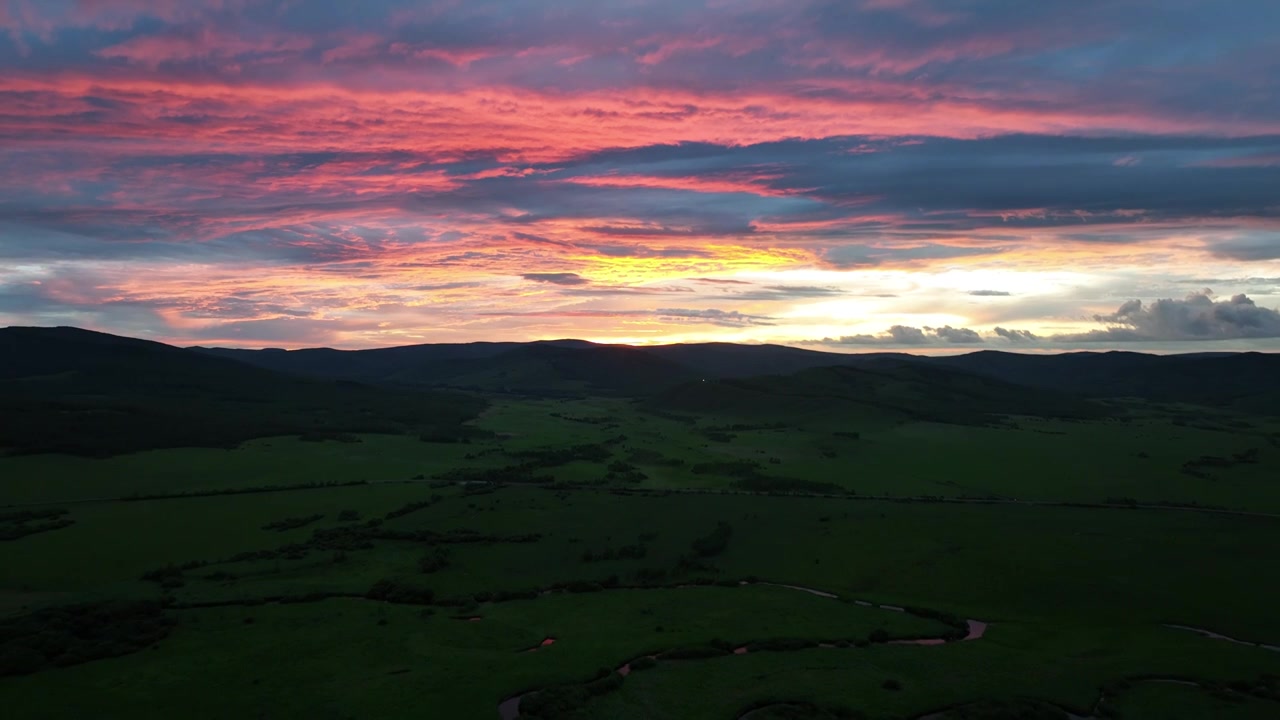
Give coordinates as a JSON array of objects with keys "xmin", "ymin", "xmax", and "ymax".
[{"xmin": 97, "ymin": 26, "xmax": 312, "ymax": 66}]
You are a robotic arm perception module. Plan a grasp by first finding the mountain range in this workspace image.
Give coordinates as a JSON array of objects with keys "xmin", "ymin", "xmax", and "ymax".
[{"xmin": 2, "ymin": 325, "xmax": 1276, "ymax": 456}]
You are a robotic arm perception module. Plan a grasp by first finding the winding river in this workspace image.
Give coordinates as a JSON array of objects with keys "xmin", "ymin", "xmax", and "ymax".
[
  {"xmin": 495, "ymin": 584, "xmax": 1278, "ymax": 720},
  {"xmin": 1164, "ymin": 624, "xmax": 1280, "ymax": 653},
  {"xmin": 496, "ymin": 581, "xmax": 988, "ymax": 720}
]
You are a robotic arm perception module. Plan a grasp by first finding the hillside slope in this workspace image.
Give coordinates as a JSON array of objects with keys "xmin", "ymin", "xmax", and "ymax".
[
  {"xmin": 0, "ymin": 327, "xmax": 484, "ymax": 457},
  {"xmin": 932, "ymin": 350, "xmax": 1280, "ymax": 413},
  {"xmin": 650, "ymin": 362, "xmax": 1110, "ymax": 425},
  {"xmin": 201, "ymin": 341, "xmax": 697, "ymax": 396}
]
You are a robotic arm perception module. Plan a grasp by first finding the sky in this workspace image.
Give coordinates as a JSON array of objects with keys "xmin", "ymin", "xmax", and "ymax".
[{"xmin": 2, "ymin": 0, "xmax": 1280, "ymax": 351}]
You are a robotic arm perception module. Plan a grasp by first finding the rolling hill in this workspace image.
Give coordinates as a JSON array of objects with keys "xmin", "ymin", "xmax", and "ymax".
[
  {"xmin": 931, "ymin": 350, "xmax": 1280, "ymax": 413},
  {"xmin": 0, "ymin": 327, "xmax": 484, "ymax": 457},
  {"xmin": 194, "ymin": 340, "xmax": 901, "ymax": 395},
  {"xmin": 7, "ymin": 326, "xmax": 1279, "ymax": 459},
  {"xmin": 195, "ymin": 340, "xmax": 691, "ymax": 396},
  {"xmin": 194, "ymin": 338, "xmax": 1280, "ymax": 414},
  {"xmin": 649, "ymin": 362, "xmax": 1111, "ymax": 425}
]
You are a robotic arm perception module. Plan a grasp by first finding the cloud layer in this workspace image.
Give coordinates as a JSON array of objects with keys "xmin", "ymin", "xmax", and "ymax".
[
  {"xmin": 2, "ymin": 1, "xmax": 1279, "ymax": 348},
  {"xmin": 807, "ymin": 293, "xmax": 1280, "ymax": 349}
]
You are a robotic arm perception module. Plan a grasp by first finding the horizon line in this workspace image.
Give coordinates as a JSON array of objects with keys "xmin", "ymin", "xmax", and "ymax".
[{"xmin": 6, "ymin": 324, "xmax": 1276, "ymax": 357}]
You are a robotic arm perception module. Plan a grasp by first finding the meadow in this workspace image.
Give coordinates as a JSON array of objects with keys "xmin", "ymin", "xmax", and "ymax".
[{"xmin": 3, "ymin": 390, "xmax": 1279, "ymax": 719}]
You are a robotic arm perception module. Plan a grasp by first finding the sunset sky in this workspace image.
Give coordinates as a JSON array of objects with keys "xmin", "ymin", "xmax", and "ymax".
[{"xmin": 3, "ymin": 0, "xmax": 1280, "ymax": 350}]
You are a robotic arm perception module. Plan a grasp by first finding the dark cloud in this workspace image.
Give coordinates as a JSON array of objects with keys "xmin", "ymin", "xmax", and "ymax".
[
  {"xmin": 556, "ymin": 134, "xmax": 1280, "ymax": 238},
  {"xmin": 520, "ymin": 273, "xmax": 589, "ymax": 286},
  {"xmin": 5, "ymin": 134, "xmax": 1280, "ymax": 274},
  {"xmin": 405, "ymin": 281, "xmax": 484, "ymax": 292},
  {"xmin": 808, "ymin": 327, "xmax": 905, "ymax": 346},
  {"xmin": 656, "ymin": 308, "xmax": 775, "ymax": 327},
  {"xmin": 807, "ymin": 294, "xmax": 1280, "ymax": 348},
  {"xmin": 562, "ymin": 284, "xmax": 693, "ymax": 297},
  {"xmin": 888, "ymin": 326, "xmax": 929, "ymax": 345},
  {"xmin": 819, "ymin": 324, "xmax": 983, "ymax": 346},
  {"xmin": 9, "ymin": 0, "xmax": 1276, "ymax": 129},
  {"xmin": 933, "ymin": 326, "xmax": 984, "ymax": 344},
  {"xmin": 969, "ymin": 290, "xmax": 1012, "ymax": 297},
  {"xmin": 580, "ymin": 223, "xmax": 752, "ymax": 239},
  {"xmin": 1206, "ymin": 235, "xmax": 1280, "ymax": 261},
  {"xmin": 730, "ymin": 285, "xmax": 846, "ymax": 301},
  {"xmin": 582, "ymin": 244, "xmax": 716, "ymax": 259},
  {"xmin": 994, "ymin": 327, "xmax": 1039, "ymax": 342},
  {"xmin": 1189, "ymin": 277, "xmax": 1280, "ymax": 285},
  {"xmin": 474, "ymin": 306, "xmax": 773, "ymax": 328},
  {"xmin": 1061, "ymin": 292, "xmax": 1280, "ymax": 342}
]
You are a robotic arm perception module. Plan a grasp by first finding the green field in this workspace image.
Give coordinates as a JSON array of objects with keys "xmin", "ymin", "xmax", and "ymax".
[{"xmin": 3, "ymin": 390, "xmax": 1279, "ymax": 719}]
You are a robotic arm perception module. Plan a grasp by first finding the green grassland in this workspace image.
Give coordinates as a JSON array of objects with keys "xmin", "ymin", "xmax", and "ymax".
[
  {"xmin": 1111, "ymin": 680, "xmax": 1280, "ymax": 720},
  {"xmin": 0, "ymin": 589, "xmax": 951, "ymax": 719},
  {"xmin": 584, "ymin": 626, "xmax": 1280, "ymax": 720},
  {"xmin": 3, "ymin": 390, "xmax": 1279, "ymax": 719},
  {"xmin": 6, "ymin": 394, "xmax": 1275, "ymax": 510},
  {"xmin": 0, "ymin": 435, "xmax": 497, "ymax": 505}
]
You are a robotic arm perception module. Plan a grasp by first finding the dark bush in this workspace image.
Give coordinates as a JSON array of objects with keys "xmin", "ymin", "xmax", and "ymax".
[
  {"xmin": 418, "ymin": 549, "xmax": 451, "ymax": 574},
  {"xmin": 298, "ymin": 431, "xmax": 361, "ymax": 443},
  {"xmin": 366, "ymin": 579, "xmax": 435, "ymax": 605},
  {"xmin": 384, "ymin": 497, "xmax": 443, "ymax": 520},
  {"xmin": 0, "ymin": 508, "xmax": 74, "ymax": 542},
  {"xmin": 732, "ymin": 476, "xmax": 843, "ymax": 494},
  {"xmin": 943, "ymin": 699, "xmax": 1070, "ymax": 719},
  {"xmin": 630, "ymin": 656, "xmax": 657, "ymax": 671},
  {"xmin": 261, "ymin": 514, "xmax": 324, "ymax": 532},
  {"xmin": 747, "ymin": 638, "xmax": 818, "ymax": 652},
  {"xmin": 691, "ymin": 522, "xmax": 733, "ymax": 557},
  {"xmin": 662, "ymin": 646, "xmax": 730, "ymax": 660},
  {"xmin": 0, "ymin": 601, "xmax": 173, "ymax": 676}
]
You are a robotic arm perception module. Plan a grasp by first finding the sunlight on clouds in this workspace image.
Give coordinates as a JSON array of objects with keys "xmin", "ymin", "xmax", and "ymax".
[{"xmin": 2, "ymin": 2, "xmax": 1279, "ymax": 347}]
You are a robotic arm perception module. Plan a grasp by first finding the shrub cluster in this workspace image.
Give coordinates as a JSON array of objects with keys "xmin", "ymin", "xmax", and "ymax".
[
  {"xmin": 261, "ymin": 514, "xmax": 324, "ymax": 532},
  {"xmin": 690, "ymin": 522, "xmax": 733, "ymax": 558},
  {"xmin": 581, "ymin": 543, "xmax": 648, "ymax": 563},
  {"xmin": 520, "ymin": 672, "xmax": 625, "ymax": 719},
  {"xmin": 0, "ymin": 508, "xmax": 74, "ymax": 541},
  {"xmin": 0, "ymin": 601, "xmax": 173, "ymax": 676},
  {"xmin": 366, "ymin": 580, "xmax": 435, "ymax": 605}
]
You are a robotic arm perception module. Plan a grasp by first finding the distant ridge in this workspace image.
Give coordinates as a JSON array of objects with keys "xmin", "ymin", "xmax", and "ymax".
[
  {"xmin": 0, "ymin": 326, "xmax": 483, "ymax": 457},
  {"xmin": 194, "ymin": 338, "xmax": 909, "ymax": 394},
  {"xmin": 5, "ymin": 327, "xmax": 1274, "ymax": 445},
  {"xmin": 650, "ymin": 361, "xmax": 1110, "ymax": 424},
  {"xmin": 931, "ymin": 349, "xmax": 1280, "ymax": 413},
  {"xmin": 190, "ymin": 332, "xmax": 1280, "ymax": 412}
]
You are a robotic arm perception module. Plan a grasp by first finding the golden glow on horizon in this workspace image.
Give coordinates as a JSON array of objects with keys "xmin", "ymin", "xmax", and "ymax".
[{"xmin": 14, "ymin": 246, "xmax": 1275, "ymax": 350}]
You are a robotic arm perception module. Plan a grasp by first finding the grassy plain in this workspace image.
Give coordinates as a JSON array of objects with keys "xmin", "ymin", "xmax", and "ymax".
[{"xmin": 3, "ymin": 393, "xmax": 1279, "ymax": 719}]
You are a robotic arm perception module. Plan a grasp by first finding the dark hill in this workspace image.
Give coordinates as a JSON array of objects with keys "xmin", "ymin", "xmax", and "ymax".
[
  {"xmin": 196, "ymin": 341, "xmax": 534, "ymax": 381},
  {"xmin": 193, "ymin": 336, "xmax": 1280, "ymax": 411},
  {"xmin": 199, "ymin": 341, "xmax": 697, "ymax": 396},
  {"xmin": 0, "ymin": 327, "xmax": 484, "ymax": 457},
  {"xmin": 641, "ymin": 342, "xmax": 907, "ymax": 379},
  {"xmin": 931, "ymin": 350, "xmax": 1280, "ymax": 413},
  {"xmin": 193, "ymin": 340, "xmax": 888, "ymax": 394},
  {"xmin": 651, "ymin": 362, "xmax": 1110, "ymax": 425},
  {"xmin": 382, "ymin": 343, "xmax": 698, "ymax": 396},
  {"xmin": 12, "ymin": 326, "xmax": 1280, "ymax": 427}
]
